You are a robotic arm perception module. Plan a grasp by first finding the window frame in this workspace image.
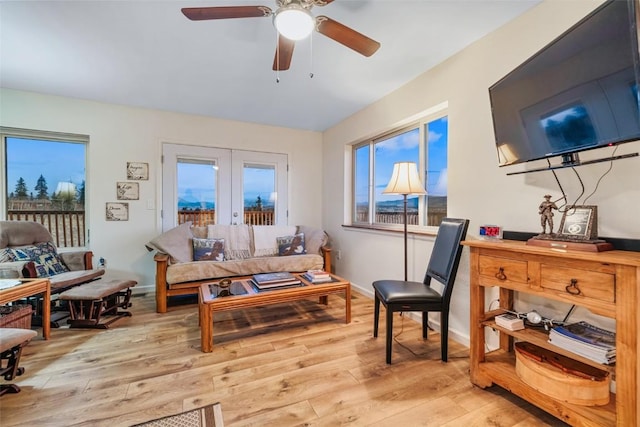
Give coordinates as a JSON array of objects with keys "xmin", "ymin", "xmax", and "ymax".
[
  {"xmin": 1, "ymin": 126, "xmax": 90, "ymax": 247},
  {"xmin": 350, "ymin": 107, "xmax": 448, "ymax": 233}
]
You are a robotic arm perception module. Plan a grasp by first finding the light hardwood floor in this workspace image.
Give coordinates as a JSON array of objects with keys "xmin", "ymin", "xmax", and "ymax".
[{"xmin": 1, "ymin": 290, "xmax": 567, "ymax": 426}]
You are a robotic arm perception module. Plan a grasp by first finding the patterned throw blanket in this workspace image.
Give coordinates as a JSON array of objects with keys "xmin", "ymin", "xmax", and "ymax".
[{"xmin": 251, "ymin": 225, "xmax": 296, "ymax": 257}]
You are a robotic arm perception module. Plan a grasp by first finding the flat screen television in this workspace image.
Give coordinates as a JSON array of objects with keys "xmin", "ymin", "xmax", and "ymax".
[{"xmin": 489, "ymin": 0, "xmax": 640, "ymax": 172}]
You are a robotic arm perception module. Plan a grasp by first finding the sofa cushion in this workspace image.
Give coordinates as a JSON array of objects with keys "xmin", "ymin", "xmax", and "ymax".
[
  {"xmin": 146, "ymin": 222, "xmax": 193, "ymax": 263},
  {"xmin": 166, "ymin": 254, "xmax": 324, "ymax": 285},
  {"xmin": 252, "ymin": 225, "xmax": 296, "ymax": 257},
  {"xmin": 193, "ymin": 238, "xmax": 225, "ymax": 262},
  {"xmin": 277, "ymin": 233, "xmax": 306, "ymax": 256},
  {"xmin": 296, "ymin": 225, "xmax": 328, "ymax": 255},
  {"xmin": 207, "ymin": 224, "xmax": 251, "ymax": 260},
  {"xmin": 0, "ymin": 248, "xmax": 13, "ymax": 263}
]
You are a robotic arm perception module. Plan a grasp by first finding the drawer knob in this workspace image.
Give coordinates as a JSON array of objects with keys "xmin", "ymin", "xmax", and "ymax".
[
  {"xmin": 565, "ymin": 279, "xmax": 581, "ymax": 295},
  {"xmin": 495, "ymin": 267, "xmax": 507, "ymax": 281}
]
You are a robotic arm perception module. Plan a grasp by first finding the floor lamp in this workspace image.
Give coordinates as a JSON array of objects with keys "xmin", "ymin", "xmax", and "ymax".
[{"xmin": 382, "ymin": 162, "xmax": 426, "ymax": 281}]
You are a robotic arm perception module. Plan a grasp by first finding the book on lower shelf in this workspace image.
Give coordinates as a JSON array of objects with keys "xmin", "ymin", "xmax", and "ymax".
[{"xmin": 548, "ymin": 321, "xmax": 616, "ymax": 365}]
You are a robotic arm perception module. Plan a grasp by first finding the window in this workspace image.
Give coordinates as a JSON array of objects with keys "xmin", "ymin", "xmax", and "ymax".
[
  {"xmin": 352, "ymin": 111, "xmax": 448, "ymax": 228},
  {"xmin": 1, "ymin": 127, "xmax": 88, "ymax": 247}
]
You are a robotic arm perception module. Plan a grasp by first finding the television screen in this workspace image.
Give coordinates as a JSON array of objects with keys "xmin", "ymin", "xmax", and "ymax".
[{"xmin": 489, "ymin": 0, "xmax": 640, "ymax": 168}]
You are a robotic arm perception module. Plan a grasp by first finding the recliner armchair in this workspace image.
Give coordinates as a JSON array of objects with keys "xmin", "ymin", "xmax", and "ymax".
[{"xmin": 0, "ymin": 221, "xmax": 105, "ymax": 326}]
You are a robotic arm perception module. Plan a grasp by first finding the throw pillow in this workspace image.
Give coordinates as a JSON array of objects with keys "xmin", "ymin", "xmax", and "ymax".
[
  {"xmin": 193, "ymin": 238, "xmax": 225, "ymax": 262},
  {"xmin": 277, "ymin": 233, "xmax": 307, "ymax": 256},
  {"xmin": 0, "ymin": 247, "xmax": 15, "ymax": 263},
  {"xmin": 32, "ymin": 253, "xmax": 69, "ymax": 277},
  {"xmin": 146, "ymin": 222, "xmax": 194, "ymax": 263}
]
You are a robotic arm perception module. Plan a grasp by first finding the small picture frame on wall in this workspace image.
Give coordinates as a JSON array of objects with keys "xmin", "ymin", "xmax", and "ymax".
[
  {"xmin": 558, "ymin": 205, "xmax": 598, "ymax": 240},
  {"xmin": 127, "ymin": 162, "xmax": 149, "ymax": 180},
  {"xmin": 116, "ymin": 182, "xmax": 139, "ymax": 200},
  {"xmin": 106, "ymin": 202, "xmax": 129, "ymax": 221}
]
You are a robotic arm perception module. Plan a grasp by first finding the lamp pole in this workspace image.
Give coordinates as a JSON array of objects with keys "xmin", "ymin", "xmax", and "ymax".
[{"xmin": 402, "ymin": 193, "xmax": 408, "ymax": 281}]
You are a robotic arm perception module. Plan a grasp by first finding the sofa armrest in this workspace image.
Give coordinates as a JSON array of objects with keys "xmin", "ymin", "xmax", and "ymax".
[
  {"xmin": 321, "ymin": 246, "xmax": 332, "ymax": 273},
  {"xmin": 0, "ymin": 261, "xmax": 30, "ymax": 278},
  {"xmin": 59, "ymin": 251, "xmax": 95, "ymax": 271},
  {"xmin": 154, "ymin": 252, "xmax": 170, "ymax": 313}
]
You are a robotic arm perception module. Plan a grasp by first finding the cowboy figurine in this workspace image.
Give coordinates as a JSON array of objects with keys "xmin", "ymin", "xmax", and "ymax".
[{"xmin": 539, "ymin": 194, "xmax": 558, "ymax": 234}]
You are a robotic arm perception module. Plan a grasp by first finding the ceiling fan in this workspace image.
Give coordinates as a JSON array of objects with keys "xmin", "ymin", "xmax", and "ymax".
[{"xmin": 181, "ymin": 0, "xmax": 381, "ymax": 71}]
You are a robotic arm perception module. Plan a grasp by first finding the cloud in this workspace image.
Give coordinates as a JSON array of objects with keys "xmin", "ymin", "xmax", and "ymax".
[{"xmin": 376, "ymin": 129, "xmax": 419, "ymax": 152}]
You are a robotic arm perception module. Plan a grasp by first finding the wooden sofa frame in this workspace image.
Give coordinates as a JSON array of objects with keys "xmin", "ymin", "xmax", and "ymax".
[{"xmin": 155, "ymin": 246, "xmax": 332, "ymax": 313}]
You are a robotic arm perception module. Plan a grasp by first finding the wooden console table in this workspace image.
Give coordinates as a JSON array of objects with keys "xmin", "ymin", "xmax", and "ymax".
[
  {"xmin": 0, "ymin": 278, "xmax": 50, "ymax": 340},
  {"xmin": 198, "ymin": 273, "xmax": 351, "ymax": 353},
  {"xmin": 463, "ymin": 239, "xmax": 640, "ymax": 426}
]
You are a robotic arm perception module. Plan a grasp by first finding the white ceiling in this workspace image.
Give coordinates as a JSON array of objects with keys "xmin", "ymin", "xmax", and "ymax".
[{"xmin": 0, "ymin": 0, "xmax": 541, "ymax": 132}]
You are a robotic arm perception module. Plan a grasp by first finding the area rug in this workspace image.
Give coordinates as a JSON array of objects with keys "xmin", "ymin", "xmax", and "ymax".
[{"xmin": 132, "ymin": 402, "xmax": 224, "ymax": 427}]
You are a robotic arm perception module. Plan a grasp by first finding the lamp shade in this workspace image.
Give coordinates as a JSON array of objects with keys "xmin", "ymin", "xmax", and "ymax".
[
  {"xmin": 274, "ymin": 6, "xmax": 314, "ymax": 41},
  {"xmin": 383, "ymin": 162, "xmax": 426, "ymax": 195}
]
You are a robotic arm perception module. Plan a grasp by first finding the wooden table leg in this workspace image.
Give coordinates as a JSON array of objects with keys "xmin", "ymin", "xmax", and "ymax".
[
  {"xmin": 345, "ymin": 284, "xmax": 351, "ymax": 324},
  {"xmin": 43, "ymin": 283, "xmax": 51, "ymax": 340},
  {"xmin": 201, "ymin": 304, "xmax": 214, "ymax": 353}
]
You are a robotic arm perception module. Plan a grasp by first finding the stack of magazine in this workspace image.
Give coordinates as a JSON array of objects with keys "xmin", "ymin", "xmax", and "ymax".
[
  {"xmin": 548, "ymin": 321, "xmax": 616, "ymax": 365},
  {"xmin": 250, "ymin": 272, "xmax": 301, "ymax": 290}
]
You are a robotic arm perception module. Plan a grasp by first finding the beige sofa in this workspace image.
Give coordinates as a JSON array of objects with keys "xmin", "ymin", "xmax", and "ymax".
[{"xmin": 147, "ymin": 223, "xmax": 331, "ymax": 313}]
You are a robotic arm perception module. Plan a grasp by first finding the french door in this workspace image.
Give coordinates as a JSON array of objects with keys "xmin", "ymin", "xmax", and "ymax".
[{"xmin": 162, "ymin": 143, "xmax": 288, "ymax": 231}]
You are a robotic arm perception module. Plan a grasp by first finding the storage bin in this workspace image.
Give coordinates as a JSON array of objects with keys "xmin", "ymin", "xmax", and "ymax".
[{"xmin": 0, "ymin": 304, "xmax": 33, "ymax": 329}]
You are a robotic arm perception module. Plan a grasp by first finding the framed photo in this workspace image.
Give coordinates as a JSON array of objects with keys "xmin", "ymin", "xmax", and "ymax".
[
  {"xmin": 126, "ymin": 162, "xmax": 149, "ymax": 180},
  {"xmin": 105, "ymin": 202, "xmax": 129, "ymax": 221},
  {"xmin": 116, "ymin": 182, "xmax": 139, "ymax": 200},
  {"xmin": 558, "ymin": 205, "xmax": 598, "ymax": 240}
]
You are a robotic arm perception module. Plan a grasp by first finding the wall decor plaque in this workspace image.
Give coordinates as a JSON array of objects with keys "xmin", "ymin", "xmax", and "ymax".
[
  {"xmin": 126, "ymin": 162, "xmax": 149, "ymax": 180},
  {"xmin": 106, "ymin": 202, "xmax": 129, "ymax": 221},
  {"xmin": 116, "ymin": 182, "xmax": 139, "ymax": 200}
]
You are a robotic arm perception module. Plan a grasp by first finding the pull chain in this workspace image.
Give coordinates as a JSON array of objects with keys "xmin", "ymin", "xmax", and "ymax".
[
  {"xmin": 276, "ymin": 32, "xmax": 280, "ymax": 83},
  {"xmin": 309, "ymin": 31, "xmax": 314, "ymax": 79}
]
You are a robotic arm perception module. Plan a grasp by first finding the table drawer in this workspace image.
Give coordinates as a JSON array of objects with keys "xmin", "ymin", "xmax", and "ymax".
[
  {"xmin": 540, "ymin": 265, "xmax": 615, "ymax": 303},
  {"xmin": 479, "ymin": 255, "xmax": 528, "ymax": 285}
]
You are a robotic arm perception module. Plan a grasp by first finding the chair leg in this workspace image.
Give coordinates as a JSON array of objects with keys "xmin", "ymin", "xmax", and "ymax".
[
  {"xmin": 385, "ymin": 308, "xmax": 393, "ymax": 364},
  {"xmin": 441, "ymin": 311, "xmax": 449, "ymax": 362},
  {"xmin": 422, "ymin": 311, "xmax": 429, "ymax": 339},
  {"xmin": 373, "ymin": 294, "xmax": 380, "ymax": 338}
]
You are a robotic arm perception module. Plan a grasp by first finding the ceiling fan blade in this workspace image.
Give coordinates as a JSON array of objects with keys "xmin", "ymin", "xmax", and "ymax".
[
  {"xmin": 273, "ymin": 35, "xmax": 295, "ymax": 71},
  {"xmin": 311, "ymin": 0, "xmax": 336, "ymax": 6},
  {"xmin": 181, "ymin": 6, "xmax": 272, "ymax": 21},
  {"xmin": 315, "ymin": 16, "xmax": 380, "ymax": 57}
]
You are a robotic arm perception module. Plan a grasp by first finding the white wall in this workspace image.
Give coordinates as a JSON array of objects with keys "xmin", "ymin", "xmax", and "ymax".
[
  {"xmin": 322, "ymin": 0, "xmax": 640, "ymax": 346},
  {"xmin": 0, "ymin": 89, "xmax": 323, "ymax": 289}
]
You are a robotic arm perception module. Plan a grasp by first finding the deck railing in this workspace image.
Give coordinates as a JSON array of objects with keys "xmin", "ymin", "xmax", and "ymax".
[
  {"xmin": 6, "ymin": 210, "xmax": 86, "ymax": 248},
  {"xmin": 177, "ymin": 209, "xmax": 275, "ymax": 226}
]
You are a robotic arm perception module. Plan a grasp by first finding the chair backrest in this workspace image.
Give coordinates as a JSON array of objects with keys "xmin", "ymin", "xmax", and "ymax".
[
  {"xmin": 424, "ymin": 218, "xmax": 469, "ymax": 302},
  {"xmin": 0, "ymin": 221, "xmax": 54, "ymax": 250}
]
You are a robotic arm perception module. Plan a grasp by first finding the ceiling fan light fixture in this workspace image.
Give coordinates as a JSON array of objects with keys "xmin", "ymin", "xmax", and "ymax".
[{"xmin": 274, "ymin": 6, "xmax": 314, "ymax": 41}]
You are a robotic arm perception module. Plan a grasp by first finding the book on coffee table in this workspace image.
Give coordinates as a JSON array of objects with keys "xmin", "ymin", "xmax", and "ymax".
[
  {"xmin": 250, "ymin": 278, "xmax": 302, "ymax": 290},
  {"xmin": 252, "ymin": 272, "xmax": 295, "ymax": 285}
]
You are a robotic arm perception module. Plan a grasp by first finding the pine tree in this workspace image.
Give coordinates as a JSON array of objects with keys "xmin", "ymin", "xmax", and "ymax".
[
  {"xmin": 35, "ymin": 174, "xmax": 49, "ymax": 199},
  {"xmin": 14, "ymin": 177, "xmax": 28, "ymax": 198},
  {"xmin": 77, "ymin": 180, "xmax": 85, "ymax": 205}
]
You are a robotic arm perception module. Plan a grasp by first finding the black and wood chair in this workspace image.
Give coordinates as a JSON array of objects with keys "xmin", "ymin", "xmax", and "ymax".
[
  {"xmin": 373, "ymin": 218, "xmax": 469, "ymax": 364},
  {"xmin": 0, "ymin": 328, "xmax": 37, "ymax": 396}
]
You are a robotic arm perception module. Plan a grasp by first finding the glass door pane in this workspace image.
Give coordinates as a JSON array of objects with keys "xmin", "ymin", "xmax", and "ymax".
[
  {"xmin": 162, "ymin": 144, "xmax": 231, "ymax": 231},
  {"xmin": 177, "ymin": 158, "xmax": 217, "ymax": 226},
  {"xmin": 231, "ymin": 151, "xmax": 288, "ymax": 225},
  {"xmin": 243, "ymin": 163, "xmax": 275, "ymax": 225}
]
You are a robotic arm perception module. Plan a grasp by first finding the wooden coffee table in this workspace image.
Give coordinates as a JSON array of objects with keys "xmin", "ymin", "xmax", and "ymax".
[
  {"xmin": 198, "ymin": 273, "xmax": 351, "ymax": 352},
  {"xmin": 0, "ymin": 278, "xmax": 50, "ymax": 339}
]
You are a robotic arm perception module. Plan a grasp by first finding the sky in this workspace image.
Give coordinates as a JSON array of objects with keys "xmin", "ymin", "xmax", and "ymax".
[{"xmin": 6, "ymin": 138, "xmax": 85, "ymax": 197}]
